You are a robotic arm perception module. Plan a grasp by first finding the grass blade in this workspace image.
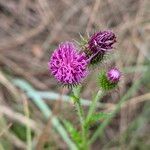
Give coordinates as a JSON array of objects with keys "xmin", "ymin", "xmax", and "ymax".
[{"xmin": 12, "ymin": 79, "xmax": 77, "ymax": 150}]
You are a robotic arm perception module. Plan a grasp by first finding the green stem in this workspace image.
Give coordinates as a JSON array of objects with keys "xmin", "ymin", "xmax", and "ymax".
[
  {"xmin": 73, "ymin": 87, "xmax": 88, "ymax": 150},
  {"xmin": 86, "ymin": 90, "xmax": 104, "ymax": 124},
  {"xmin": 75, "ymin": 100, "xmax": 87, "ymax": 149},
  {"xmin": 89, "ymin": 79, "xmax": 142, "ymax": 144}
]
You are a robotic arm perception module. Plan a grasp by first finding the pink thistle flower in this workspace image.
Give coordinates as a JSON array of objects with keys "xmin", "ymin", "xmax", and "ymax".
[{"xmin": 48, "ymin": 42, "xmax": 88, "ymax": 86}]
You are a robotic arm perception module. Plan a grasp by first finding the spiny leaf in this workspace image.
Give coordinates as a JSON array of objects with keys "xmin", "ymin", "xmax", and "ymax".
[
  {"xmin": 63, "ymin": 120, "xmax": 82, "ymax": 148},
  {"xmin": 71, "ymin": 94, "xmax": 79, "ymax": 103},
  {"xmin": 86, "ymin": 112, "xmax": 111, "ymax": 127}
]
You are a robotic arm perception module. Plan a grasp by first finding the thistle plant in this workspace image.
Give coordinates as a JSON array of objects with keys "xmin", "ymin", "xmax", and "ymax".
[{"xmin": 48, "ymin": 30, "xmax": 121, "ymax": 150}]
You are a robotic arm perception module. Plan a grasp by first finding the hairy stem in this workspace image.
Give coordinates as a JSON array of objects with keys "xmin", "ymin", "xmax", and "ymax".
[
  {"xmin": 76, "ymin": 100, "xmax": 87, "ymax": 149},
  {"xmin": 86, "ymin": 90, "xmax": 104, "ymax": 124},
  {"xmin": 73, "ymin": 87, "xmax": 89, "ymax": 150},
  {"xmin": 89, "ymin": 79, "xmax": 141, "ymax": 144}
]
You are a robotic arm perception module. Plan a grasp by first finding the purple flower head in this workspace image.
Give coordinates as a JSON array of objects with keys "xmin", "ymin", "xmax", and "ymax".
[
  {"xmin": 48, "ymin": 42, "xmax": 88, "ymax": 86},
  {"xmin": 88, "ymin": 30, "xmax": 116, "ymax": 53},
  {"xmin": 107, "ymin": 68, "xmax": 121, "ymax": 83}
]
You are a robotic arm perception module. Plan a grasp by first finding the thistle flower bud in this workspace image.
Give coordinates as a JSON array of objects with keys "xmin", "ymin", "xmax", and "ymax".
[
  {"xmin": 88, "ymin": 31, "xmax": 116, "ymax": 53},
  {"xmin": 87, "ymin": 31, "xmax": 116, "ymax": 65},
  {"xmin": 98, "ymin": 68, "xmax": 121, "ymax": 91},
  {"xmin": 48, "ymin": 42, "xmax": 88, "ymax": 86},
  {"xmin": 107, "ymin": 68, "xmax": 121, "ymax": 83}
]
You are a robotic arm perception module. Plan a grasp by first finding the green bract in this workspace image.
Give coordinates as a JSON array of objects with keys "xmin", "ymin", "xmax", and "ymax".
[{"xmin": 98, "ymin": 71, "xmax": 117, "ymax": 91}]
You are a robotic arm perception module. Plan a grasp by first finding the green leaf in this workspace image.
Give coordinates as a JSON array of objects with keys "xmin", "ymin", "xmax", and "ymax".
[
  {"xmin": 71, "ymin": 95, "xmax": 79, "ymax": 103},
  {"xmin": 86, "ymin": 112, "xmax": 111, "ymax": 126},
  {"xmin": 63, "ymin": 120, "xmax": 82, "ymax": 148}
]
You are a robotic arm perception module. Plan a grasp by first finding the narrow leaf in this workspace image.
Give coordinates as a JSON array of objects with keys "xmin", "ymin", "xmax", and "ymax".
[
  {"xmin": 63, "ymin": 120, "xmax": 82, "ymax": 148},
  {"xmin": 86, "ymin": 112, "xmax": 111, "ymax": 127}
]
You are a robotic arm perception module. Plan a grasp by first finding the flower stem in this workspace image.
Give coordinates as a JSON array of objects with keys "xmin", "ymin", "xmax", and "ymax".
[
  {"xmin": 86, "ymin": 90, "xmax": 104, "ymax": 124},
  {"xmin": 76, "ymin": 100, "xmax": 87, "ymax": 149},
  {"xmin": 89, "ymin": 79, "xmax": 141, "ymax": 144},
  {"xmin": 73, "ymin": 87, "xmax": 88, "ymax": 150}
]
